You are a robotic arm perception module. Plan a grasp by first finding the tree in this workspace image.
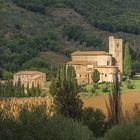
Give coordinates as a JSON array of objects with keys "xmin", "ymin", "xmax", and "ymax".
[
  {"xmin": 105, "ymin": 75, "xmax": 122, "ymax": 128},
  {"xmin": 123, "ymin": 42, "xmax": 132, "ymax": 77},
  {"xmin": 92, "ymin": 69, "xmax": 100, "ymax": 84},
  {"xmin": 104, "ymin": 118, "xmax": 140, "ymax": 140},
  {"xmin": 81, "ymin": 107, "xmax": 106, "ymax": 137},
  {"xmin": 50, "ymin": 65, "xmax": 83, "ymax": 120}
]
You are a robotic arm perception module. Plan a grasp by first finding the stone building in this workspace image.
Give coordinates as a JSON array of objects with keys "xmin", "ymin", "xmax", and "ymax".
[
  {"xmin": 13, "ymin": 71, "xmax": 47, "ymax": 89},
  {"xmin": 67, "ymin": 36, "xmax": 123, "ymax": 85}
]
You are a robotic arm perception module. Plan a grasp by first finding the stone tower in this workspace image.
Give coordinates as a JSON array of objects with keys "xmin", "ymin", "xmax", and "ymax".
[{"xmin": 109, "ymin": 36, "xmax": 123, "ymax": 73}]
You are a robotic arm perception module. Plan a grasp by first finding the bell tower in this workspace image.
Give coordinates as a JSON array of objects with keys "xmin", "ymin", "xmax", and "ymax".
[{"xmin": 109, "ymin": 36, "xmax": 123, "ymax": 73}]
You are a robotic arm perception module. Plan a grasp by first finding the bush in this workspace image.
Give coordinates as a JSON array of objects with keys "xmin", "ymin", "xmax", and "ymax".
[
  {"xmin": 78, "ymin": 85, "xmax": 88, "ymax": 92},
  {"xmin": 0, "ymin": 102, "xmax": 94, "ymax": 140},
  {"xmin": 81, "ymin": 107, "xmax": 106, "ymax": 137},
  {"xmin": 102, "ymin": 83, "xmax": 110, "ymax": 93},
  {"xmin": 2, "ymin": 70, "xmax": 13, "ymax": 80},
  {"xmin": 91, "ymin": 83, "xmax": 96, "ymax": 94},
  {"xmin": 104, "ymin": 118, "xmax": 140, "ymax": 140},
  {"xmin": 126, "ymin": 80, "xmax": 134, "ymax": 89}
]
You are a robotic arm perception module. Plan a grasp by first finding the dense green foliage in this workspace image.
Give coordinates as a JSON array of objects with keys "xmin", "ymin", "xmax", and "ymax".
[
  {"xmin": 0, "ymin": 103, "xmax": 94, "ymax": 140},
  {"xmin": 50, "ymin": 65, "xmax": 83, "ymax": 120},
  {"xmin": 104, "ymin": 119, "xmax": 140, "ymax": 140},
  {"xmin": 0, "ymin": 33, "xmax": 72, "ymax": 79},
  {"xmin": 0, "ymin": 0, "xmax": 140, "ymax": 78},
  {"xmin": 0, "ymin": 79, "xmax": 42, "ymax": 97},
  {"xmin": 82, "ymin": 107, "xmax": 106, "ymax": 137},
  {"xmin": 123, "ymin": 42, "xmax": 132, "ymax": 77},
  {"xmin": 63, "ymin": 0, "xmax": 140, "ymax": 35},
  {"xmin": 92, "ymin": 69, "xmax": 100, "ymax": 83},
  {"xmin": 0, "ymin": 99, "xmax": 140, "ymax": 140},
  {"xmin": 12, "ymin": 0, "xmax": 140, "ymax": 35},
  {"xmin": 63, "ymin": 25, "xmax": 104, "ymax": 48}
]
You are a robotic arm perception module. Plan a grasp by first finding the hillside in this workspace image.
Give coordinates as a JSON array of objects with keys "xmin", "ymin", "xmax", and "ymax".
[{"xmin": 0, "ymin": 0, "xmax": 140, "ymax": 79}]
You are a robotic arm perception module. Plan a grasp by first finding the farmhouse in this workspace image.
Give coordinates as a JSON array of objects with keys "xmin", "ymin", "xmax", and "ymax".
[
  {"xmin": 13, "ymin": 71, "xmax": 47, "ymax": 89},
  {"xmin": 67, "ymin": 36, "xmax": 123, "ymax": 84}
]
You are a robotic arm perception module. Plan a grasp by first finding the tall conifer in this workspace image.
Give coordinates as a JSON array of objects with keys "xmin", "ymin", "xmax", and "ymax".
[
  {"xmin": 124, "ymin": 42, "xmax": 132, "ymax": 77},
  {"xmin": 50, "ymin": 65, "xmax": 83, "ymax": 120}
]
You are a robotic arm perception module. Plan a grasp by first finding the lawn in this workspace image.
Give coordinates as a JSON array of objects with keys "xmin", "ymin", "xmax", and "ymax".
[{"xmin": 82, "ymin": 76, "xmax": 140, "ymax": 95}]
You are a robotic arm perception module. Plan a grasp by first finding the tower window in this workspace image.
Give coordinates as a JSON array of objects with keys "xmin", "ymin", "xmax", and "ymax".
[
  {"xmin": 105, "ymin": 74, "xmax": 107, "ymax": 77},
  {"xmin": 107, "ymin": 61, "xmax": 110, "ymax": 65}
]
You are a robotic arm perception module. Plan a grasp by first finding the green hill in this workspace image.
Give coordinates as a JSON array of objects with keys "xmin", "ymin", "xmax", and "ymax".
[{"xmin": 0, "ymin": 0, "xmax": 140, "ymax": 79}]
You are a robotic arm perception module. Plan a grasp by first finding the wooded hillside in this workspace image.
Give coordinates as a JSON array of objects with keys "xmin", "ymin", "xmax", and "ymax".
[{"xmin": 0, "ymin": 0, "xmax": 140, "ymax": 79}]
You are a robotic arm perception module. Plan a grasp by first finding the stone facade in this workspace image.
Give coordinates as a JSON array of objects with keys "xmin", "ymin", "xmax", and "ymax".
[
  {"xmin": 13, "ymin": 71, "xmax": 47, "ymax": 89},
  {"xmin": 67, "ymin": 36, "xmax": 123, "ymax": 85}
]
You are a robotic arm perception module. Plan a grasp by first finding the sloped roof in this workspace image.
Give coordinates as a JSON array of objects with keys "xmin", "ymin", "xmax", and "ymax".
[
  {"xmin": 67, "ymin": 61, "xmax": 97, "ymax": 65},
  {"xmin": 15, "ymin": 71, "xmax": 44, "ymax": 75},
  {"xmin": 72, "ymin": 51, "xmax": 112, "ymax": 56}
]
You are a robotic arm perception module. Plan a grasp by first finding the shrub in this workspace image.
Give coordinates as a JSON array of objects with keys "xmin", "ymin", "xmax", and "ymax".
[
  {"xmin": 78, "ymin": 85, "xmax": 88, "ymax": 92},
  {"xmin": 92, "ymin": 69, "xmax": 100, "ymax": 84},
  {"xmin": 104, "ymin": 118, "xmax": 140, "ymax": 140},
  {"xmin": 81, "ymin": 107, "xmax": 106, "ymax": 137},
  {"xmin": 102, "ymin": 83, "xmax": 110, "ymax": 93},
  {"xmin": 2, "ymin": 70, "xmax": 13, "ymax": 80},
  {"xmin": 126, "ymin": 80, "xmax": 134, "ymax": 89},
  {"xmin": 91, "ymin": 83, "xmax": 96, "ymax": 94},
  {"xmin": 0, "ymin": 101, "xmax": 94, "ymax": 140}
]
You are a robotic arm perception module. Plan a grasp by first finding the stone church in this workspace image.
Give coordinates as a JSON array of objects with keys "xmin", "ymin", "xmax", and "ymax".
[{"xmin": 67, "ymin": 36, "xmax": 123, "ymax": 85}]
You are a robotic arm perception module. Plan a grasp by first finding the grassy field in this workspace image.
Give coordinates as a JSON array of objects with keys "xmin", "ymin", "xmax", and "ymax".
[{"xmin": 83, "ymin": 77, "xmax": 140, "ymax": 95}]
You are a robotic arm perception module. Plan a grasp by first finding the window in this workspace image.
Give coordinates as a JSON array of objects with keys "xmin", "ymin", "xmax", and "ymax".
[
  {"xmin": 107, "ymin": 61, "xmax": 110, "ymax": 65},
  {"xmin": 105, "ymin": 74, "xmax": 107, "ymax": 77}
]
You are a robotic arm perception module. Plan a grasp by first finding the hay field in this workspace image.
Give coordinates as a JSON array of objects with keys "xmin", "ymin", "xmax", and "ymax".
[
  {"xmin": 81, "ymin": 91, "xmax": 140, "ymax": 117},
  {"xmin": 0, "ymin": 92, "xmax": 140, "ymax": 119}
]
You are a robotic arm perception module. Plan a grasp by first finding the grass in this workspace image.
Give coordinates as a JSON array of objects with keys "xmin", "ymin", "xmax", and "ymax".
[{"xmin": 83, "ymin": 77, "xmax": 140, "ymax": 95}]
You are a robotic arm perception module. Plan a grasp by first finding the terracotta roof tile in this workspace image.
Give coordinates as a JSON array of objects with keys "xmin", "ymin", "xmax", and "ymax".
[
  {"xmin": 67, "ymin": 61, "xmax": 97, "ymax": 65},
  {"xmin": 72, "ymin": 51, "xmax": 111, "ymax": 56}
]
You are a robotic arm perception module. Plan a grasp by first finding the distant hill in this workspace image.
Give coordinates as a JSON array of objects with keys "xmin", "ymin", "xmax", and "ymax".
[{"xmin": 0, "ymin": 0, "xmax": 140, "ymax": 79}]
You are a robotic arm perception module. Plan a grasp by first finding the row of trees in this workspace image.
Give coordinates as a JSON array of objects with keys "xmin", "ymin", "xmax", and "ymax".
[
  {"xmin": 50, "ymin": 65, "xmax": 124, "ymax": 137},
  {"xmin": 0, "ymin": 80, "xmax": 42, "ymax": 97}
]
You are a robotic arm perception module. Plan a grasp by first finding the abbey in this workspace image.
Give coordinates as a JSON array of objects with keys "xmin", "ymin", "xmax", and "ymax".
[{"xmin": 67, "ymin": 36, "xmax": 123, "ymax": 85}]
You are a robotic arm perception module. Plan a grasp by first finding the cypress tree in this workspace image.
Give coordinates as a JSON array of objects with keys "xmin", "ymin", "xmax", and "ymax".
[
  {"xmin": 106, "ymin": 75, "xmax": 122, "ymax": 128},
  {"xmin": 92, "ymin": 69, "xmax": 100, "ymax": 84},
  {"xmin": 124, "ymin": 42, "xmax": 132, "ymax": 77},
  {"xmin": 50, "ymin": 65, "xmax": 83, "ymax": 120}
]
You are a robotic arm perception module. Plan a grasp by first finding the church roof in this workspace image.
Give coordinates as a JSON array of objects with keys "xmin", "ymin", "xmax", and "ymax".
[
  {"xmin": 72, "ymin": 51, "xmax": 112, "ymax": 56},
  {"xmin": 67, "ymin": 61, "xmax": 97, "ymax": 65}
]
